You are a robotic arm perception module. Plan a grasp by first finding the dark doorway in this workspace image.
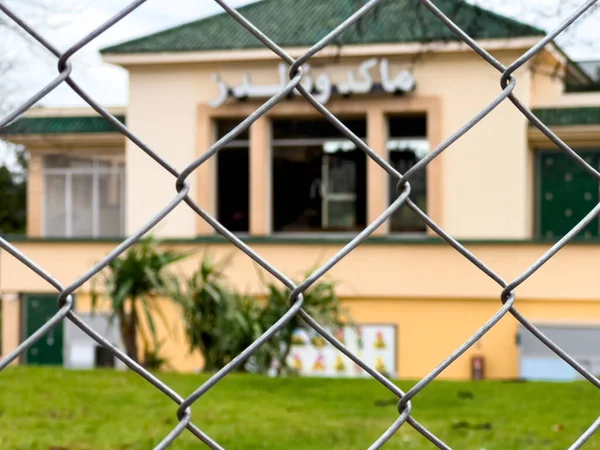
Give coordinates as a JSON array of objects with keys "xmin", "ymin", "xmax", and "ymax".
[
  {"xmin": 216, "ymin": 119, "xmax": 250, "ymax": 232},
  {"xmin": 218, "ymin": 148, "xmax": 249, "ymax": 232}
]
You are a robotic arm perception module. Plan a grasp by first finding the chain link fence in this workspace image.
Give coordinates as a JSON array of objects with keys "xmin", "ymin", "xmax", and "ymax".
[{"xmin": 1, "ymin": 0, "xmax": 599, "ymax": 448}]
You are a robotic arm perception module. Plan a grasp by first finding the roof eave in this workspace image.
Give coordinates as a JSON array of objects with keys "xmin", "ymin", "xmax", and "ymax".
[
  {"xmin": 21, "ymin": 106, "xmax": 127, "ymax": 118},
  {"xmin": 0, "ymin": 132, "xmax": 126, "ymax": 149},
  {"xmin": 102, "ymin": 36, "xmax": 544, "ymax": 67},
  {"xmin": 529, "ymin": 124, "xmax": 600, "ymax": 148}
]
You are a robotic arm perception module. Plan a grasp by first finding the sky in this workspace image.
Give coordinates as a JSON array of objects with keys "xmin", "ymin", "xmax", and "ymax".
[
  {"xmin": 3, "ymin": 0, "xmax": 260, "ymax": 108},
  {"xmin": 2, "ymin": 0, "xmax": 599, "ymax": 111}
]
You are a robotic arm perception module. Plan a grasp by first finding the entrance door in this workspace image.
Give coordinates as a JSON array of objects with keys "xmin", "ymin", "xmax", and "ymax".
[{"xmin": 22, "ymin": 294, "xmax": 64, "ymax": 365}]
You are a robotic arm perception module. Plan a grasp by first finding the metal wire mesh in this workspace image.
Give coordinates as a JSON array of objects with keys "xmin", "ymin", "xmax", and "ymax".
[{"xmin": 1, "ymin": 0, "xmax": 600, "ymax": 448}]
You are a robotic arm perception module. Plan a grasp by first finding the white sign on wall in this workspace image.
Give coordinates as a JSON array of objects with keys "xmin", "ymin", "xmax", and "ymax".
[
  {"xmin": 69, "ymin": 343, "xmax": 96, "ymax": 369},
  {"xmin": 286, "ymin": 324, "xmax": 397, "ymax": 378},
  {"xmin": 209, "ymin": 58, "xmax": 416, "ymax": 108}
]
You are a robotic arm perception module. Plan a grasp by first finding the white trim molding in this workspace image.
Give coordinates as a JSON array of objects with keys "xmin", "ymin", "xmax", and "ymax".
[{"xmin": 103, "ymin": 37, "xmax": 544, "ymax": 67}]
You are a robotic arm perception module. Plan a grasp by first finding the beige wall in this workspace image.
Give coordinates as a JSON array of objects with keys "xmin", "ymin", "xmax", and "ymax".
[
  {"xmin": 531, "ymin": 65, "xmax": 600, "ymax": 108},
  {"xmin": 534, "ymin": 91, "xmax": 600, "ymax": 108},
  {"xmin": 126, "ymin": 67, "xmax": 200, "ymax": 238},
  {"xmin": 27, "ymin": 154, "xmax": 43, "ymax": 237},
  {"xmin": 530, "ymin": 54, "xmax": 600, "ymax": 108},
  {"xmin": 415, "ymin": 53, "xmax": 532, "ymax": 239},
  {"xmin": 531, "ymin": 66, "xmax": 564, "ymax": 108},
  {"xmin": 19, "ymin": 47, "xmax": 600, "ymax": 242},
  {"xmin": 121, "ymin": 49, "xmax": 535, "ymax": 240},
  {"xmin": 250, "ymin": 116, "xmax": 272, "ymax": 235}
]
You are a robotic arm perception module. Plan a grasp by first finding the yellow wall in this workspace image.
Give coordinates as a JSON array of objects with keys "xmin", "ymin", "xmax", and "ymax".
[
  {"xmin": 1, "ymin": 293, "xmax": 21, "ymax": 362},
  {"xmin": 5, "ymin": 241, "xmax": 600, "ymax": 304},
  {"xmin": 347, "ymin": 297, "xmax": 600, "ymax": 380},
  {"xmin": 73, "ymin": 293, "xmax": 204, "ymax": 372},
  {"xmin": 3, "ymin": 241, "xmax": 600, "ymax": 378}
]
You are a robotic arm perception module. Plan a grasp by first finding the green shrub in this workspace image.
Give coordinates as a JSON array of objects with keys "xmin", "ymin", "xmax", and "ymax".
[
  {"xmin": 260, "ymin": 275, "xmax": 347, "ymax": 376},
  {"xmin": 174, "ymin": 255, "xmax": 348, "ymax": 375},
  {"xmin": 169, "ymin": 255, "xmax": 263, "ymax": 372},
  {"xmin": 92, "ymin": 236, "xmax": 189, "ymax": 366}
]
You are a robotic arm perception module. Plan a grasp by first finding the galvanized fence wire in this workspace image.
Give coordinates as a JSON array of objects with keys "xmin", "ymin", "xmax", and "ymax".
[{"xmin": 0, "ymin": 0, "xmax": 599, "ymax": 448}]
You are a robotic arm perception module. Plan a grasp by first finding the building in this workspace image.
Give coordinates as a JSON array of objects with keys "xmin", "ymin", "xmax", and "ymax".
[{"xmin": 2, "ymin": 0, "xmax": 600, "ymax": 380}]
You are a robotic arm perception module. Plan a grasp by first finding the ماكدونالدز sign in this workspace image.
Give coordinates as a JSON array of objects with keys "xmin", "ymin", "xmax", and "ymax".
[{"xmin": 208, "ymin": 58, "xmax": 416, "ymax": 107}]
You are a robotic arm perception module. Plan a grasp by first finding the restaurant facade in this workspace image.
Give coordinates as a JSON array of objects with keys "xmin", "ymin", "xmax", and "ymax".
[{"xmin": 2, "ymin": 0, "xmax": 600, "ymax": 380}]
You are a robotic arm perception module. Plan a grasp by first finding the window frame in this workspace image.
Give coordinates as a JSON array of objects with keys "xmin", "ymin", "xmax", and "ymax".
[
  {"xmin": 270, "ymin": 118, "xmax": 368, "ymax": 234},
  {"xmin": 387, "ymin": 136, "xmax": 430, "ymax": 236},
  {"xmin": 205, "ymin": 98, "xmax": 442, "ymax": 238},
  {"xmin": 42, "ymin": 156, "xmax": 125, "ymax": 238}
]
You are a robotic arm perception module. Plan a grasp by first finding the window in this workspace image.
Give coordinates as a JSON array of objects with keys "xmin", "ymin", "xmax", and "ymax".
[
  {"xmin": 272, "ymin": 118, "xmax": 367, "ymax": 233},
  {"xmin": 43, "ymin": 154, "xmax": 125, "ymax": 238},
  {"xmin": 538, "ymin": 150, "xmax": 599, "ymax": 239},
  {"xmin": 388, "ymin": 116, "xmax": 428, "ymax": 234},
  {"xmin": 216, "ymin": 120, "xmax": 250, "ymax": 232}
]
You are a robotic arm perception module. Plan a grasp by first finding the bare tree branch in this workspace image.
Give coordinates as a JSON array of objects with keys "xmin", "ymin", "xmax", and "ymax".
[
  {"xmin": 0, "ymin": 0, "xmax": 86, "ymax": 116},
  {"xmin": 471, "ymin": 0, "xmax": 600, "ymax": 56}
]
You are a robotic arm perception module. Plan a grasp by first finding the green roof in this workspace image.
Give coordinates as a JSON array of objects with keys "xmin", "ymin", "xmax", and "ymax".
[
  {"xmin": 0, "ymin": 115, "xmax": 126, "ymax": 135},
  {"xmin": 101, "ymin": 0, "xmax": 545, "ymax": 55},
  {"xmin": 531, "ymin": 107, "xmax": 600, "ymax": 127}
]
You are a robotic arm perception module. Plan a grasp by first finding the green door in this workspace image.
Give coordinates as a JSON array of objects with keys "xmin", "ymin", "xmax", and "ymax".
[
  {"xmin": 538, "ymin": 151, "xmax": 599, "ymax": 240},
  {"xmin": 23, "ymin": 294, "xmax": 64, "ymax": 366}
]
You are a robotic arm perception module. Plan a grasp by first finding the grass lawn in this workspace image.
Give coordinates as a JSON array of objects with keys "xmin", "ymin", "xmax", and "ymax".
[{"xmin": 1, "ymin": 367, "xmax": 600, "ymax": 449}]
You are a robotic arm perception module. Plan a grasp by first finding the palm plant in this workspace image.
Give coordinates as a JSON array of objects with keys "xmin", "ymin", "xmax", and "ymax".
[
  {"xmin": 91, "ymin": 236, "xmax": 188, "ymax": 365},
  {"xmin": 260, "ymin": 274, "xmax": 348, "ymax": 375},
  {"xmin": 170, "ymin": 255, "xmax": 262, "ymax": 372},
  {"xmin": 173, "ymin": 255, "xmax": 349, "ymax": 375}
]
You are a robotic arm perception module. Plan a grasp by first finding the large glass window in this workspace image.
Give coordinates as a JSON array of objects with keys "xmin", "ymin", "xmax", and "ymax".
[
  {"xmin": 272, "ymin": 118, "xmax": 367, "ymax": 233},
  {"xmin": 388, "ymin": 116, "xmax": 428, "ymax": 234},
  {"xmin": 43, "ymin": 155, "xmax": 125, "ymax": 238},
  {"xmin": 538, "ymin": 150, "xmax": 599, "ymax": 240},
  {"xmin": 216, "ymin": 120, "xmax": 250, "ymax": 232}
]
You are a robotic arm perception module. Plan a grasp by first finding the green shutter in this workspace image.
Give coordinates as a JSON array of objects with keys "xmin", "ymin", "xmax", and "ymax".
[
  {"xmin": 22, "ymin": 294, "xmax": 64, "ymax": 366},
  {"xmin": 538, "ymin": 151, "xmax": 599, "ymax": 239}
]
